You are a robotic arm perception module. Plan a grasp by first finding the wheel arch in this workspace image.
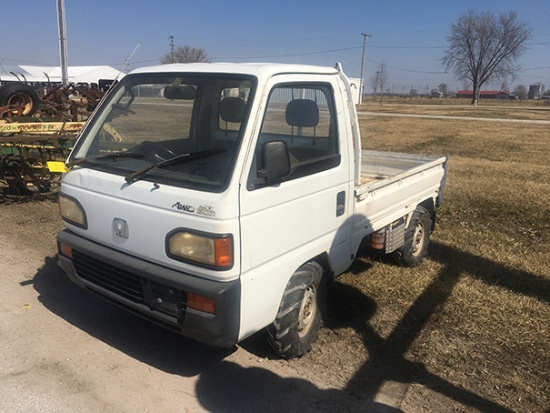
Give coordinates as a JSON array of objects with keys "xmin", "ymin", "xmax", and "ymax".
[
  {"xmin": 417, "ymin": 197, "xmax": 437, "ymax": 232},
  {"xmin": 308, "ymin": 252, "xmax": 333, "ymax": 280},
  {"xmin": 418, "ymin": 197, "xmax": 435, "ymax": 214}
]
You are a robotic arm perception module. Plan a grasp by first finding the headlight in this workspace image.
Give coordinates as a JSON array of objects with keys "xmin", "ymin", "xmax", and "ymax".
[
  {"xmin": 167, "ymin": 230, "xmax": 233, "ymax": 269},
  {"xmin": 58, "ymin": 193, "xmax": 87, "ymax": 229}
]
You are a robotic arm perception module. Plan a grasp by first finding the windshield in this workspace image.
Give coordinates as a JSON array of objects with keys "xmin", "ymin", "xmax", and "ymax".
[{"xmin": 70, "ymin": 73, "xmax": 255, "ymax": 192}]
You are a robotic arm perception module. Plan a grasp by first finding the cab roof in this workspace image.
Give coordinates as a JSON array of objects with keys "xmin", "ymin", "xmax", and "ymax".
[{"xmin": 129, "ymin": 62, "xmax": 341, "ymax": 79}]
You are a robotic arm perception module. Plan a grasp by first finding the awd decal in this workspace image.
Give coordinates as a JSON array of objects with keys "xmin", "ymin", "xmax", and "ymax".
[
  {"xmin": 172, "ymin": 202, "xmax": 216, "ymax": 217},
  {"xmin": 172, "ymin": 202, "xmax": 195, "ymax": 213}
]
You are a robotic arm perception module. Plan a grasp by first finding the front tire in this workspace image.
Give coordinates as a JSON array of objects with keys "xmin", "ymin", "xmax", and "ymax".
[
  {"xmin": 267, "ymin": 261, "xmax": 326, "ymax": 359},
  {"xmin": 392, "ymin": 206, "xmax": 432, "ymax": 267}
]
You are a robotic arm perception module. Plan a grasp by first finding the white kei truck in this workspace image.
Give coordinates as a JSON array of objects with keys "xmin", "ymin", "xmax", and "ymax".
[{"xmin": 57, "ymin": 62, "xmax": 447, "ymax": 359}]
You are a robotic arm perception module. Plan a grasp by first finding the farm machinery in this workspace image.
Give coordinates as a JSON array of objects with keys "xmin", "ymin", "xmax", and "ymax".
[{"xmin": 0, "ymin": 82, "xmax": 105, "ymax": 194}]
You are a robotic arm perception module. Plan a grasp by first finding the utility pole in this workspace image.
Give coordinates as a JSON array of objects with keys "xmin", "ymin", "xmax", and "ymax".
[
  {"xmin": 359, "ymin": 32, "xmax": 371, "ymax": 105},
  {"xmin": 57, "ymin": 0, "xmax": 69, "ymax": 86},
  {"xmin": 169, "ymin": 35, "xmax": 175, "ymax": 63}
]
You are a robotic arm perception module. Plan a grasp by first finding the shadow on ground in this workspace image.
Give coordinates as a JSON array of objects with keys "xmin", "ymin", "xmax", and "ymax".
[
  {"xmin": 32, "ymin": 257, "xmax": 234, "ymax": 377},
  {"xmin": 31, "ymin": 237, "xmax": 549, "ymax": 412}
]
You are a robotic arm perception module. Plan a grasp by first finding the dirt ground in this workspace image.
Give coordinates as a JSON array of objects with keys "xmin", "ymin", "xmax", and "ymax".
[{"xmin": 0, "ymin": 193, "xmax": 528, "ymax": 413}]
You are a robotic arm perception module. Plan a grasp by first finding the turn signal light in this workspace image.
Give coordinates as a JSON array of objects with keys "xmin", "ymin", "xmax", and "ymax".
[
  {"xmin": 59, "ymin": 242, "xmax": 73, "ymax": 259},
  {"xmin": 214, "ymin": 237, "xmax": 232, "ymax": 267},
  {"xmin": 187, "ymin": 293, "xmax": 216, "ymax": 314}
]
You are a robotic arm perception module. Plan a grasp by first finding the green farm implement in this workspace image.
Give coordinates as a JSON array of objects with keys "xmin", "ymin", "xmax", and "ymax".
[{"xmin": 0, "ymin": 121, "xmax": 82, "ymax": 194}]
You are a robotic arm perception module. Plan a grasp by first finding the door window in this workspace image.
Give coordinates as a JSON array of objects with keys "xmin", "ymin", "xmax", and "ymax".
[{"xmin": 249, "ymin": 83, "xmax": 340, "ymax": 189}]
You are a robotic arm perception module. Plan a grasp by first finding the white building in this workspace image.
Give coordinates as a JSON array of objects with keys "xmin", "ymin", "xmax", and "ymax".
[
  {"xmin": 0, "ymin": 64, "xmax": 120, "ymax": 86},
  {"xmin": 528, "ymin": 82, "xmax": 545, "ymax": 100}
]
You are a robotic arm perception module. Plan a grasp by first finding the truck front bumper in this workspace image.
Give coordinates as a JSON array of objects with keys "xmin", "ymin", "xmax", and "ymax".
[{"xmin": 57, "ymin": 229, "xmax": 241, "ymax": 348}]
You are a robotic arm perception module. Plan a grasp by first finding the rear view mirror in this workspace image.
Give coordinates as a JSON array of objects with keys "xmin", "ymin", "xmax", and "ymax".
[{"xmin": 164, "ymin": 85, "xmax": 196, "ymax": 100}]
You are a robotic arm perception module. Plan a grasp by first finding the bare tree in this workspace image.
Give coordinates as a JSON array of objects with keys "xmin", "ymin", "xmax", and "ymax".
[
  {"xmin": 500, "ymin": 80, "xmax": 509, "ymax": 91},
  {"xmin": 513, "ymin": 84, "xmax": 527, "ymax": 99},
  {"xmin": 369, "ymin": 63, "xmax": 390, "ymax": 104},
  {"xmin": 161, "ymin": 46, "xmax": 211, "ymax": 64},
  {"xmin": 377, "ymin": 63, "xmax": 390, "ymax": 104},
  {"xmin": 369, "ymin": 62, "xmax": 390, "ymax": 104},
  {"xmin": 369, "ymin": 73, "xmax": 379, "ymax": 98},
  {"xmin": 442, "ymin": 10, "xmax": 532, "ymax": 107},
  {"xmin": 438, "ymin": 82, "xmax": 449, "ymax": 97}
]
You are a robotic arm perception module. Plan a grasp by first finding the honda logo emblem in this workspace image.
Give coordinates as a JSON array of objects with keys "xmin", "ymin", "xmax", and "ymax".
[{"xmin": 113, "ymin": 218, "xmax": 129, "ymax": 239}]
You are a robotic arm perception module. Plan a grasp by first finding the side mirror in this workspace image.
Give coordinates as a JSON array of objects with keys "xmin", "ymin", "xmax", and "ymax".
[{"xmin": 258, "ymin": 141, "xmax": 290, "ymax": 181}]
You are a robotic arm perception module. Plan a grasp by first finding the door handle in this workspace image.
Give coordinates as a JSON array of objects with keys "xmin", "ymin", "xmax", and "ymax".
[{"xmin": 336, "ymin": 191, "xmax": 345, "ymax": 217}]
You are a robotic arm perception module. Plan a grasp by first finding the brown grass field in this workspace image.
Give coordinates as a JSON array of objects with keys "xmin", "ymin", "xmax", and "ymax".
[
  {"xmin": 332, "ymin": 100, "xmax": 549, "ymax": 411},
  {"xmin": 364, "ymin": 97, "xmax": 550, "ymax": 121}
]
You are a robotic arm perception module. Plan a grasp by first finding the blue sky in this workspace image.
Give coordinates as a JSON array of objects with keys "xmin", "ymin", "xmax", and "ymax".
[{"xmin": 1, "ymin": 0, "xmax": 549, "ymax": 92}]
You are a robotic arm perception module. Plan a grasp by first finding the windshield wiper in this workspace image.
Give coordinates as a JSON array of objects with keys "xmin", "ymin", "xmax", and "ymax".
[
  {"xmin": 65, "ymin": 151, "xmax": 143, "ymax": 170},
  {"xmin": 96, "ymin": 151, "xmax": 145, "ymax": 160},
  {"xmin": 65, "ymin": 157, "xmax": 88, "ymax": 169},
  {"xmin": 125, "ymin": 148, "xmax": 226, "ymax": 184}
]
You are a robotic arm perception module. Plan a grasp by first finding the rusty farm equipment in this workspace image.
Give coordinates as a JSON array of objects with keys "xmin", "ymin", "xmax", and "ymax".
[
  {"xmin": 0, "ymin": 82, "xmax": 106, "ymax": 195},
  {"xmin": 0, "ymin": 121, "xmax": 82, "ymax": 194}
]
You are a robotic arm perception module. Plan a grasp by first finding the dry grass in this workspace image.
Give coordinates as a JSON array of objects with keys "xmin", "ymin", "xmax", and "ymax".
[
  {"xmin": 362, "ymin": 98, "xmax": 550, "ymax": 121},
  {"xmin": 334, "ymin": 103, "xmax": 550, "ymax": 411}
]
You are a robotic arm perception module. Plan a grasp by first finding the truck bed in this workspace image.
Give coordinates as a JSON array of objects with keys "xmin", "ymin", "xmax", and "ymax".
[
  {"xmin": 357, "ymin": 150, "xmax": 447, "ymax": 195},
  {"xmin": 353, "ymin": 150, "xmax": 447, "ymax": 236}
]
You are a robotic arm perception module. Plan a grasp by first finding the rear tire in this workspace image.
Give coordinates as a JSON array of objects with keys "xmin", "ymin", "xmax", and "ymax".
[
  {"xmin": 267, "ymin": 261, "xmax": 326, "ymax": 359},
  {"xmin": 392, "ymin": 206, "xmax": 432, "ymax": 267}
]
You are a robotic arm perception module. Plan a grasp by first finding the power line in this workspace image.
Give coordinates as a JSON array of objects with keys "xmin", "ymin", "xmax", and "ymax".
[
  {"xmin": 522, "ymin": 65, "xmax": 550, "ymax": 71},
  {"xmin": 213, "ymin": 45, "xmax": 362, "ymax": 60},
  {"xmin": 365, "ymin": 57, "xmax": 446, "ymax": 75},
  {"xmin": 0, "ymin": 57, "xmax": 50, "ymax": 65},
  {"xmin": 369, "ymin": 45, "xmax": 445, "ymax": 49}
]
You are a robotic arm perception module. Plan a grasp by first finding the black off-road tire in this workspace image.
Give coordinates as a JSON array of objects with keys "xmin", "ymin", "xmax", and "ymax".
[
  {"xmin": 0, "ymin": 82, "xmax": 40, "ymax": 117},
  {"xmin": 267, "ymin": 261, "xmax": 326, "ymax": 359},
  {"xmin": 392, "ymin": 206, "xmax": 432, "ymax": 267}
]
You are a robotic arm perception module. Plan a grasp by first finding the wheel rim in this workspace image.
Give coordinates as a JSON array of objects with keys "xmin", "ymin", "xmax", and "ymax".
[
  {"xmin": 411, "ymin": 222, "xmax": 425, "ymax": 257},
  {"xmin": 8, "ymin": 93, "xmax": 33, "ymax": 115},
  {"xmin": 298, "ymin": 285, "xmax": 317, "ymax": 338}
]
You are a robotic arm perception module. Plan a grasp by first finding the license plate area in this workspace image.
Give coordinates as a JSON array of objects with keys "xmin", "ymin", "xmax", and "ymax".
[{"xmin": 142, "ymin": 280, "xmax": 185, "ymax": 321}]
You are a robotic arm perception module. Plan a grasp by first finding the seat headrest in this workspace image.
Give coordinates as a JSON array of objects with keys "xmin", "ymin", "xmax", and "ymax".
[
  {"xmin": 285, "ymin": 99, "xmax": 319, "ymax": 128},
  {"xmin": 220, "ymin": 97, "xmax": 246, "ymax": 123}
]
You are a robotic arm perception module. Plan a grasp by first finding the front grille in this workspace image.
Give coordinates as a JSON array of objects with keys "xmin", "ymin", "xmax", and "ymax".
[
  {"xmin": 72, "ymin": 249, "xmax": 186, "ymax": 320},
  {"xmin": 73, "ymin": 250, "xmax": 145, "ymax": 304}
]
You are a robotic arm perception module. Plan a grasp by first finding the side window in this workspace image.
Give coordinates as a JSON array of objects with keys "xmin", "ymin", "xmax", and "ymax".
[{"xmin": 250, "ymin": 83, "xmax": 339, "ymax": 187}]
